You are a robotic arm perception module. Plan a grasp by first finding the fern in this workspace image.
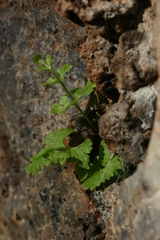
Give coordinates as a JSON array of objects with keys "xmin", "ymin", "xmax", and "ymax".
[
  {"xmin": 25, "ymin": 54, "xmax": 124, "ymax": 190},
  {"xmin": 76, "ymin": 140, "xmax": 122, "ymax": 190},
  {"xmin": 33, "ymin": 54, "xmax": 97, "ymax": 132},
  {"xmin": 25, "ymin": 128, "xmax": 93, "ymax": 176}
]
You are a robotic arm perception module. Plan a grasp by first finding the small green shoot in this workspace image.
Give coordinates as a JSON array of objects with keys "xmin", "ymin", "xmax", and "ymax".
[
  {"xmin": 25, "ymin": 54, "xmax": 126, "ymax": 190},
  {"xmin": 76, "ymin": 140, "xmax": 122, "ymax": 190},
  {"xmin": 33, "ymin": 54, "xmax": 97, "ymax": 133},
  {"xmin": 25, "ymin": 128, "xmax": 93, "ymax": 176}
]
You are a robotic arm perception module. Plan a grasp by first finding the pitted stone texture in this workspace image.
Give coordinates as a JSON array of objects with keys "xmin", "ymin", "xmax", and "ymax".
[
  {"xmin": 103, "ymin": 161, "xmax": 160, "ymax": 239},
  {"xmin": 0, "ymin": 1, "xmax": 104, "ymax": 240},
  {"xmin": 102, "ymin": 184, "xmax": 120, "ymax": 240},
  {"xmin": 79, "ymin": 4, "xmax": 157, "ymax": 165},
  {"xmin": 56, "ymin": 0, "xmax": 138, "ymax": 22},
  {"xmin": 111, "ymin": 27, "xmax": 157, "ymax": 92},
  {"xmin": 99, "ymin": 84, "xmax": 158, "ymax": 164},
  {"xmin": 138, "ymin": 7, "xmax": 156, "ymax": 33},
  {"xmin": 0, "ymin": 160, "xmax": 89, "ymax": 240},
  {"xmin": 99, "ymin": 5, "xmax": 158, "ymax": 164},
  {"xmin": 102, "ymin": 1, "xmax": 160, "ymax": 239},
  {"xmin": 151, "ymin": 0, "xmax": 156, "ymax": 10},
  {"xmin": 80, "ymin": 35, "xmax": 119, "ymax": 103},
  {"xmin": 56, "ymin": 0, "xmax": 140, "ymax": 39}
]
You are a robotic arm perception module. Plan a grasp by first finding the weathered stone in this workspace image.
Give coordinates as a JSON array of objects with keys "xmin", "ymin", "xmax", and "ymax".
[
  {"xmin": 56, "ymin": 0, "xmax": 138, "ymax": 22},
  {"xmin": 1, "ymin": 0, "xmax": 160, "ymax": 239},
  {"xmin": 56, "ymin": 0, "xmax": 151, "ymax": 40},
  {"xmin": 98, "ymin": 4, "xmax": 158, "ymax": 164},
  {"xmin": 99, "ymin": 83, "xmax": 158, "ymax": 164},
  {"xmin": 55, "ymin": 0, "xmax": 157, "ymax": 166},
  {"xmin": 80, "ymin": 35, "xmax": 119, "ymax": 103},
  {"xmin": 111, "ymin": 22, "xmax": 157, "ymax": 92},
  {"xmin": 0, "ymin": 1, "xmax": 104, "ymax": 239},
  {"xmin": 103, "ymin": 184, "xmax": 120, "ymax": 240},
  {"xmin": 102, "ymin": 2, "xmax": 160, "ymax": 240}
]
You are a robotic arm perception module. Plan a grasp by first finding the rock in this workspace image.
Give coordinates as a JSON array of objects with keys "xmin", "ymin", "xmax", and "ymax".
[
  {"xmin": 103, "ymin": 183, "xmax": 120, "ymax": 240},
  {"xmin": 0, "ymin": 1, "xmax": 104, "ymax": 239},
  {"xmin": 99, "ymin": 84, "xmax": 158, "ymax": 164},
  {"xmin": 56, "ymin": 0, "xmax": 152, "ymax": 40},
  {"xmin": 80, "ymin": 35, "xmax": 119, "ymax": 103},
  {"xmin": 98, "ymin": 5, "xmax": 158, "ymax": 164},
  {"xmin": 102, "ymin": 1, "xmax": 160, "ymax": 239},
  {"xmin": 111, "ymin": 10, "xmax": 157, "ymax": 92},
  {"xmin": 56, "ymin": 0, "xmax": 139, "ymax": 39},
  {"xmin": 0, "ymin": 0, "xmax": 159, "ymax": 239}
]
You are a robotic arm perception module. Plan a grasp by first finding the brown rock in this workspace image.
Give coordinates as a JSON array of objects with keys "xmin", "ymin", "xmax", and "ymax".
[
  {"xmin": 102, "ymin": 1, "xmax": 160, "ymax": 239},
  {"xmin": 1, "ymin": 0, "xmax": 160, "ymax": 239},
  {"xmin": 111, "ymin": 27, "xmax": 157, "ymax": 92},
  {"xmin": 0, "ymin": 1, "xmax": 104, "ymax": 239},
  {"xmin": 56, "ymin": 0, "xmax": 140, "ymax": 39},
  {"xmin": 99, "ymin": 83, "xmax": 158, "ymax": 164},
  {"xmin": 103, "ymin": 184, "xmax": 120, "ymax": 240},
  {"xmin": 80, "ymin": 35, "xmax": 119, "ymax": 103},
  {"xmin": 98, "ymin": 5, "xmax": 158, "ymax": 164}
]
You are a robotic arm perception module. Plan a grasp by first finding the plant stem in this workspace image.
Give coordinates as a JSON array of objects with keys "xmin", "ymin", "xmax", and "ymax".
[
  {"xmin": 74, "ymin": 103, "xmax": 97, "ymax": 133},
  {"xmin": 49, "ymin": 68, "xmax": 97, "ymax": 133},
  {"xmin": 60, "ymin": 81, "xmax": 97, "ymax": 133}
]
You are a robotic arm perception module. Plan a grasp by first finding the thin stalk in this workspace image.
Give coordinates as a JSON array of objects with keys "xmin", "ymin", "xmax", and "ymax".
[
  {"xmin": 50, "ymin": 69, "xmax": 60, "ymax": 80},
  {"xmin": 74, "ymin": 102, "xmax": 97, "ymax": 133},
  {"xmin": 60, "ymin": 80, "xmax": 97, "ymax": 133},
  {"xmin": 49, "ymin": 68, "xmax": 97, "ymax": 133}
]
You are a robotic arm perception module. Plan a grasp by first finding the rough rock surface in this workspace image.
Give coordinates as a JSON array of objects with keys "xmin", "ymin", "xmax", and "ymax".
[
  {"xmin": 98, "ymin": 7, "xmax": 157, "ymax": 164},
  {"xmin": 56, "ymin": 0, "xmax": 160, "ymax": 239},
  {"xmin": 99, "ymin": 83, "xmax": 158, "ymax": 164},
  {"xmin": 0, "ymin": 1, "xmax": 105, "ymax": 239},
  {"xmin": 102, "ymin": 1, "xmax": 160, "ymax": 239},
  {"xmin": 80, "ymin": 35, "xmax": 119, "ymax": 103},
  {"xmin": 1, "ymin": 0, "xmax": 160, "ymax": 240},
  {"xmin": 56, "ymin": 0, "xmax": 144, "ymax": 40},
  {"xmin": 60, "ymin": 0, "xmax": 157, "ymax": 164}
]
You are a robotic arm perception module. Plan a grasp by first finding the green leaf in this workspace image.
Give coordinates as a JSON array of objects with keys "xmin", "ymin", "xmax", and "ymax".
[
  {"xmin": 70, "ymin": 87, "xmax": 82, "ymax": 95},
  {"xmin": 57, "ymin": 63, "xmax": 72, "ymax": 79},
  {"xmin": 33, "ymin": 54, "xmax": 42, "ymax": 64},
  {"xmin": 82, "ymin": 81, "xmax": 96, "ymax": 96},
  {"xmin": 46, "ymin": 54, "xmax": 52, "ymax": 67},
  {"xmin": 71, "ymin": 88, "xmax": 83, "ymax": 101},
  {"xmin": 25, "ymin": 129, "xmax": 73, "ymax": 175},
  {"xmin": 33, "ymin": 54, "xmax": 46, "ymax": 66},
  {"xmin": 76, "ymin": 140, "xmax": 122, "ymax": 190},
  {"xmin": 45, "ymin": 128, "xmax": 73, "ymax": 149},
  {"xmin": 99, "ymin": 140, "xmax": 113, "ymax": 166},
  {"xmin": 33, "ymin": 54, "xmax": 52, "ymax": 68},
  {"xmin": 49, "ymin": 150, "xmax": 67, "ymax": 166},
  {"xmin": 26, "ymin": 128, "xmax": 93, "ymax": 176},
  {"xmin": 51, "ymin": 96, "xmax": 73, "ymax": 114},
  {"xmin": 36, "ymin": 66, "xmax": 47, "ymax": 71},
  {"xmin": 30, "ymin": 148, "xmax": 49, "ymax": 159},
  {"xmin": 81, "ymin": 156, "xmax": 122, "ymax": 190},
  {"xmin": 25, "ymin": 156, "xmax": 49, "ymax": 176},
  {"xmin": 42, "ymin": 77, "xmax": 59, "ymax": 86},
  {"xmin": 71, "ymin": 81, "xmax": 96, "ymax": 102},
  {"xmin": 66, "ymin": 139, "xmax": 93, "ymax": 168},
  {"xmin": 76, "ymin": 156, "xmax": 101, "ymax": 182}
]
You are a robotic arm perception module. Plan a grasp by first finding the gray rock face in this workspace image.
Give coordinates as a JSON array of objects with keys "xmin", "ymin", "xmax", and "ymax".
[
  {"xmin": 102, "ymin": 1, "xmax": 160, "ymax": 239},
  {"xmin": 0, "ymin": 1, "xmax": 104, "ymax": 239},
  {"xmin": 1, "ymin": 0, "xmax": 160, "ymax": 239}
]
